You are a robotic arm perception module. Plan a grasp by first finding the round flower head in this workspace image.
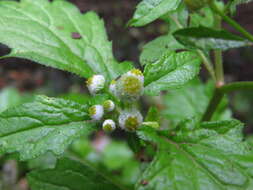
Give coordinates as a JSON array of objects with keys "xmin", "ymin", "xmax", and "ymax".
[
  {"xmin": 89, "ymin": 105, "xmax": 104, "ymax": 121},
  {"xmin": 102, "ymin": 119, "xmax": 116, "ymax": 132},
  {"xmin": 116, "ymin": 69, "xmax": 144, "ymax": 101},
  {"xmin": 103, "ymin": 100, "xmax": 115, "ymax": 112},
  {"xmin": 127, "ymin": 69, "xmax": 144, "ymax": 84},
  {"xmin": 119, "ymin": 109, "xmax": 143, "ymax": 132},
  {"xmin": 86, "ymin": 75, "xmax": 105, "ymax": 95},
  {"xmin": 109, "ymin": 80, "xmax": 117, "ymax": 96}
]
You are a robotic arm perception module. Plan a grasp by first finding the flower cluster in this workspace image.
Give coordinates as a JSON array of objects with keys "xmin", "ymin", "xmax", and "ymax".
[{"xmin": 86, "ymin": 69, "xmax": 144, "ymax": 132}]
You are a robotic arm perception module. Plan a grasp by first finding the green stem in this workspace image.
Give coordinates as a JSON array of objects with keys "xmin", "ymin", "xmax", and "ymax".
[
  {"xmin": 202, "ymin": 81, "xmax": 253, "ymax": 121},
  {"xmin": 213, "ymin": 14, "xmax": 224, "ymax": 85},
  {"xmin": 214, "ymin": 50, "xmax": 224, "ymax": 85},
  {"xmin": 210, "ymin": 2, "xmax": 253, "ymax": 42},
  {"xmin": 221, "ymin": 81, "xmax": 253, "ymax": 93},
  {"xmin": 169, "ymin": 15, "xmax": 216, "ymax": 81},
  {"xmin": 197, "ymin": 50, "xmax": 216, "ymax": 81}
]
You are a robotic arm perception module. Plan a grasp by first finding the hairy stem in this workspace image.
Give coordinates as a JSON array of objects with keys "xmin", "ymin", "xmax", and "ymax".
[
  {"xmin": 210, "ymin": 2, "xmax": 253, "ymax": 42},
  {"xmin": 202, "ymin": 81, "xmax": 253, "ymax": 121}
]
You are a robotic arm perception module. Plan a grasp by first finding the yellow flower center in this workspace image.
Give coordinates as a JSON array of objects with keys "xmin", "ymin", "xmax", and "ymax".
[
  {"xmin": 130, "ymin": 69, "xmax": 143, "ymax": 76},
  {"xmin": 123, "ymin": 76, "xmax": 142, "ymax": 95},
  {"xmin": 110, "ymin": 80, "xmax": 116, "ymax": 85},
  {"xmin": 103, "ymin": 100, "xmax": 111, "ymax": 110},
  {"xmin": 104, "ymin": 124, "xmax": 113, "ymax": 131},
  {"xmin": 88, "ymin": 106, "xmax": 96, "ymax": 116},
  {"xmin": 125, "ymin": 116, "xmax": 139, "ymax": 131},
  {"xmin": 86, "ymin": 77, "xmax": 93, "ymax": 86}
]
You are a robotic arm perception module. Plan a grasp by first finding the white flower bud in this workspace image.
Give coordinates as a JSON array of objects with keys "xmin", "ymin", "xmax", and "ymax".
[
  {"xmin": 86, "ymin": 75, "xmax": 105, "ymax": 95},
  {"xmin": 116, "ymin": 69, "xmax": 144, "ymax": 101},
  {"xmin": 118, "ymin": 109, "xmax": 143, "ymax": 132},
  {"xmin": 109, "ymin": 80, "xmax": 117, "ymax": 96},
  {"xmin": 89, "ymin": 105, "xmax": 104, "ymax": 121},
  {"xmin": 102, "ymin": 119, "xmax": 116, "ymax": 132},
  {"xmin": 103, "ymin": 100, "xmax": 115, "ymax": 112}
]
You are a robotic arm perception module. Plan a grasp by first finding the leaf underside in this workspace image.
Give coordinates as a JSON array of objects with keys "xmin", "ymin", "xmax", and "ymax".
[{"xmin": 173, "ymin": 26, "xmax": 251, "ymax": 50}]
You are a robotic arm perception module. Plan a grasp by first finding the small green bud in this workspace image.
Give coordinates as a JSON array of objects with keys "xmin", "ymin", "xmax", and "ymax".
[
  {"xmin": 103, "ymin": 100, "xmax": 115, "ymax": 112},
  {"xmin": 102, "ymin": 119, "xmax": 116, "ymax": 132}
]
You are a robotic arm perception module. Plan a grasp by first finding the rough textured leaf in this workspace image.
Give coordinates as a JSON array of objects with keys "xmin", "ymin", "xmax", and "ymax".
[
  {"xmin": 174, "ymin": 26, "xmax": 251, "ymax": 50},
  {"xmin": 129, "ymin": 0, "xmax": 182, "ymax": 27},
  {"xmin": 0, "ymin": 95, "xmax": 94, "ymax": 160},
  {"xmin": 144, "ymin": 51, "xmax": 201, "ymax": 95},
  {"xmin": 136, "ymin": 120, "xmax": 253, "ymax": 190},
  {"xmin": 28, "ymin": 157, "xmax": 121, "ymax": 190},
  {"xmin": 140, "ymin": 35, "xmax": 184, "ymax": 65},
  {"xmin": 163, "ymin": 78, "xmax": 231, "ymax": 125},
  {"xmin": 0, "ymin": 0, "xmax": 132, "ymax": 80}
]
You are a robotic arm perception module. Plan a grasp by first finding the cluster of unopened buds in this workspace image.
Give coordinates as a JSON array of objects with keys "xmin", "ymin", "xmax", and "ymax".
[{"xmin": 87, "ymin": 69, "xmax": 144, "ymax": 133}]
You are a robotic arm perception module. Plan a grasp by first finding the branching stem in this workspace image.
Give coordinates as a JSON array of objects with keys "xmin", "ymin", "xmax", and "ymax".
[
  {"xmin": 202, "ymin": 81, "xmax": 253, "ymax": 121},
  {"xmin": 210, "ymin": 2, "xmax": 253, "ymax": 42}
]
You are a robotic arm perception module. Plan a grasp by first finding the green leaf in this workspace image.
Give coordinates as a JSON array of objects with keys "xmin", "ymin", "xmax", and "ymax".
[
  {"xmin": 163, "ymin": 78, "xmax": 231, "ymax": 125},
  {"xmin": 247, "ymin": 135, "xmax": 253, "ymax": 147},
  {"xmin": 145, "ymin": 107, "xmax": 160, "ymax": 122},
  {"xmin": 144, "ymin": 51, "xmax": 201, "ymax": 95},
  {"xmin": 0, "ymin": 88, "xmax": 21, "ymax": 113},
  {"xmin": 129, "ymin": 0, "xmax": 182, "ymax": 27},
  {"xmin": 0, "ymin": 87, "xmax": 34, "ymax": 113},
  {"xmin": 140, "ymin": 35, "xmax": 184, "ymax": 65},
  {"xmin": 136, "ymin": 120, "xmax": 253, "ymax": 190},
  {"xmin": 102, "ymin": 141, "xmax": 134, "ymax": 170},
  {"xmin": 28, "ymin": 152, "xmax": 57, "ymax": 170},
  {"xmin": 173, "ymin": 26, "xmax": 252, "ymax": 50},
  {"xmin": 140, "ymin": 4, "xmax": 187, "ymax": 65},
  {"xmin": 28, "ymin": 157, "xmax": 122, "ymax": 190},
  {"xmin": 162, "ymin": 2, "xmax": 189, "ymax": 32},
  {"xmin": 59, "ymin": 93, "xmax": 90, "ymax": 105},
  {"xmin": 0, "ymin": 0, "xmax": 132, "ymax": 80},
  {"xmin": 190, "ymin": 7, "xmax": 215, "ymax": 28},
  {"xmin": 0, "ymin": 95, "xmax": 94, "ymax": 160}
]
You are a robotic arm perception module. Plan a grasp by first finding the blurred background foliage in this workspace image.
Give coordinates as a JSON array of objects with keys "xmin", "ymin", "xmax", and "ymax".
[{"xmin": 0, "ymin": 0, "xmax": 253, "ymax": 189}]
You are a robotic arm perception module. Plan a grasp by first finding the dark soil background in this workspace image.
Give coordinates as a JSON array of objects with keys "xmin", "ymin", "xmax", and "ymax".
[{"xmin": 0, "ymin": 0, "xmax": 253, "ymax": 129}]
